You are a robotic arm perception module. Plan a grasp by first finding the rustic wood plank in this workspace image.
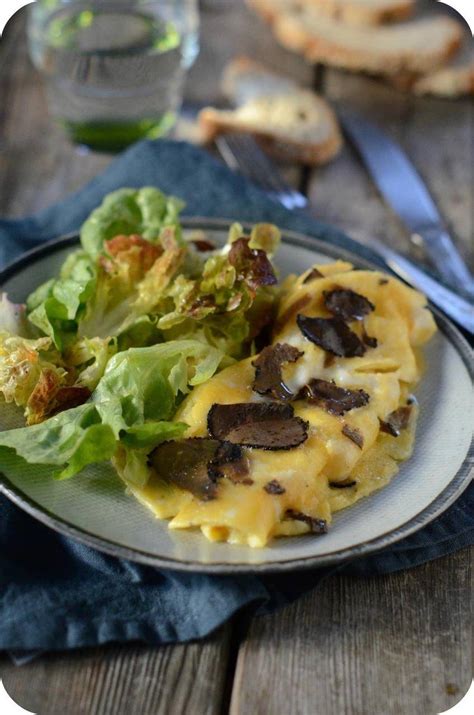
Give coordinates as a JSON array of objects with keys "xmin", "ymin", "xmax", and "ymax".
[
  {"xmin": 307, "ymin": 70, "xmax": 473, "ymax": 266},
  {"xmin": 0, "ymin": 626, "xmax": 231, "ymax": 715},
  {"xmin": 187, "ymin": 0, "xmax": 313, "ymax": 105},
  {"xmin": 230, "ymin": 548, "xmax": 473, "ymax": 715}
]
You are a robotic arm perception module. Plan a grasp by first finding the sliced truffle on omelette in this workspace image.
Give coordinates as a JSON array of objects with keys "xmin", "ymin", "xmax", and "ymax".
[
  {"xmin": 274, "ymin": 264, "xmax": 436, "ymax": 382},
  {"xmin": 124, "ymin": 261, "xmax": 436, "ymax": 548}
]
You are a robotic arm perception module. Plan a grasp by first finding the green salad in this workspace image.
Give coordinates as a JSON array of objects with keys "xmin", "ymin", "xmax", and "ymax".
[{"xmin": 0, "ymin": 188, "xmax": 280, "ymax": 484}]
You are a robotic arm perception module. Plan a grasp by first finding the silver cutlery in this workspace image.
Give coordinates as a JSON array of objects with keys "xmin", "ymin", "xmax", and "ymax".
[
  {"xmin": 338, "ymin": 109, "xmax": 474, "ymax": 301},
  {"xmin": 215, "ymin": 131, "xmax": 474, "ymax": 335},
  {"xmin": 215, "ymin": 133, "xmax": 308, "ymax": 210}
]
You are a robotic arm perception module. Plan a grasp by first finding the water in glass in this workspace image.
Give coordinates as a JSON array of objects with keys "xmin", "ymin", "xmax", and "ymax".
[{"xmin": 28, "ymin": 1, "xmax": 199, "ymax": 151}]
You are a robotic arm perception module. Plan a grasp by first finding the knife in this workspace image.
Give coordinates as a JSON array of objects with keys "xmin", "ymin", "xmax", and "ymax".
[
  {"xmin": 359, "ymin": 235, "xmax": 474, "ymax": 335},
  {"xmin": 339, "ymin": 109, "xmax": 474, "ymax": 301},
  {"xmin": 213, "ymin": 130, "xmax": 474, "ymax": 335}
]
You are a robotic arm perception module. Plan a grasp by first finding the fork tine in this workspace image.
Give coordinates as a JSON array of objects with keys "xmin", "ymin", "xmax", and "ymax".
[
  {"xmin": 216, "ymin": 134, "xmax": 279, "ymax": 192},
  {"xmin": 222, "ymin": 134, "xmax": 292, "ymax": 196},
  {"xmin": 215, "ymin": 133, "xmax": 308, "ymax": 210}
]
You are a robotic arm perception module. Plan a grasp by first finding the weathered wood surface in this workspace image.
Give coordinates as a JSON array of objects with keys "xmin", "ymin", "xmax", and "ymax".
[
  {"xmin": 231, "ymin": 549, "xmax": 473, "ymax": 715},
  {"xmin": 1, "ymin": 628, "xmax": 232, "ymax": 715},
  {"xmin": 0, "ymin": 3, "xmax": 472, "ymax": 715},
  {"xmin": 311, "ymin": 69, "xmax": 474, "ymax": 267}
]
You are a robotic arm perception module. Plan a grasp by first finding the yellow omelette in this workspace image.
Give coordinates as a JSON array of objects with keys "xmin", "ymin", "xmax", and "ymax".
[{"xmin": 126, "ymin": 261, "xmax": 436, "ymax": 547}]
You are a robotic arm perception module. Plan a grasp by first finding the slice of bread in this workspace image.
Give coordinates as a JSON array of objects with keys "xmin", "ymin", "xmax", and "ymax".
[
  {"xmin": 199, "ymin": 58, "xmax": 343, "ymax": 165},
  {"xmin": 388, "ymin": 37, "xmax": 474, "ymax": 98},
  {"xmin": 303, "ymin": 0, "xmax": 415, "ymax": 26},
  {"xmin": 412, "ymin": 62, "xmax": 474, "ymax": 98},
  {"xmin": 247, "ymin": 0, "xmax": 463, "ymax": 77}
]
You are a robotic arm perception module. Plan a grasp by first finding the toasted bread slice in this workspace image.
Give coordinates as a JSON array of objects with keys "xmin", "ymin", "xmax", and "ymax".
[
  {"xmin": 412, "ymin": 61, "xmax": 474, "ymax": 97},
  {"xmin": 388, "ymin": 37, "xmax": 474, "ymax": 98},
  {"xmin": 304, "ymin": 0, "xmax": 414, "ymax": 26},
  {"xmin": 199, "ymin": 58, "xmax": 342, "ymax": 165},
  {"xmin": 248, "ymin": 0, "xmax": 463, "ymax": 77}
]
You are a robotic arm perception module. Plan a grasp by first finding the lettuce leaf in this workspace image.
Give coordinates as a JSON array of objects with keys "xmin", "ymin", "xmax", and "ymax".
[
  {"xmin": 152, "ymin": 224, "xmax": 280, "ymax": 358},
  {"xmin": 77, "ymin": 229, "xmax": 186, "ymax": 340},
  {"xmin": 64, "ymin": 336, "xmax": 117, "ymax": 391},
  {"xmin": 13, "ymin": 186, "xmax": 281, "ymax": 429},
  {"xmin": 0, "ymin": 331, "xmax": 69, "ymax": 424},
  {"xmin": 26, "ymin": 250, "xmax": 96, "ymax": 349},
  {"xmin": 80, "ymin": 187, "xmax": 184, "ymax": 257},
  {"xmin": 0, "ymin": 403, "xmax": 116, "ymax": 479},
  {"xmin": 0, "ymin": 339, "xmax": 221, "ymax": 481},
  {"xmin": 93, "ymin": 340, "xmax": 223, "ymax": 436}
]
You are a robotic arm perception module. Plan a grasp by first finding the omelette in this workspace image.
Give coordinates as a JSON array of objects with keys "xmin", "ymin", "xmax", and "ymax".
[{"xmin": 124, "ymin": 260, "xmax": 437, "ymax": 548}]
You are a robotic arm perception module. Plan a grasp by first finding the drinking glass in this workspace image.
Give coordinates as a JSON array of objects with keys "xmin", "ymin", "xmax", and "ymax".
[{"xmin": 28, "ymin": 0, "xmax": 199, "ymax": 151}]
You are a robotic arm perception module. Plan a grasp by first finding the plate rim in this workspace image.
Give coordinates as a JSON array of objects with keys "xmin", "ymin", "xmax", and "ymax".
[{"xmin": 0, "ymin": 218, "xmax": 472, "ymax": 574}]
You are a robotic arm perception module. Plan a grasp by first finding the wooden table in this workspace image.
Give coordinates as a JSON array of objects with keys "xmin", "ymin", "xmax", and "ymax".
[{"xmin": 1, "ymin": 4, "xmax": 472, "ymax": 713}]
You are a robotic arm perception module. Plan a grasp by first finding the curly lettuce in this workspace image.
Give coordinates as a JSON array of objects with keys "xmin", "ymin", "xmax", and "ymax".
[
  {"xmin": 26, "ymin": 249, "xmax": 97, "ymax": 349},
  {"xmin": 0, "ymin": 340, "xmax": 222, "ymax": 482},
  {"xmin": 80, "ymin": 187, "xmax": 184, "ymax": 257},
  {"xmin": 4, "ymin": 187, "xmax": 281, "ymax": 430},
  {"xmin": 0, "ymin": 331, "xmax": 70, "ymax": 425}
]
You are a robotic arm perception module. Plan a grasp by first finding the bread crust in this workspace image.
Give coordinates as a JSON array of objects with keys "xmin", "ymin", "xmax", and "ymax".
[
  {"xmin": 248, "ymin": 0, "xmax": 463, "ymax": 77},
  {"xmin": 199, "ymin": 106, "xmax": 343, "ymax": 166},
  {"xmin": 412, "ymin": 63, "xmax": 474, "ymax": 98},
  {"xmin": 303, "ymin": 0, "xmax": 414, "ymax": 26}
]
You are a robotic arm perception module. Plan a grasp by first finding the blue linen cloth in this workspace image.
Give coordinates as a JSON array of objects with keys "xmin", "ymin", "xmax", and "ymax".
[{"xmin": 0, "ymin": 140, "xmax": 472, "ymax": 653}]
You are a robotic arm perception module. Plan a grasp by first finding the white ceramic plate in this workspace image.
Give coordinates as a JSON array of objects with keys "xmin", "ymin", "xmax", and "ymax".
[{"xmin": 0, "ymin": 219, "xmax": 472, "ymax": 573}]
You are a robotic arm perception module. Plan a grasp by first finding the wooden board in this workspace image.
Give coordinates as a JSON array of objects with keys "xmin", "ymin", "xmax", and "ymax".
[
  {"xmin": 1, "ymin": 627, "xmax": 232, "ymax": 715},
  {"xmin": 230, "ymin": 549, "xmax": 473, "ymax": 715}
]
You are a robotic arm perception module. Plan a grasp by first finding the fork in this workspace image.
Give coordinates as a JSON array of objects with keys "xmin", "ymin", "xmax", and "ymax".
[
  {"xmin": 215, "ymin": 133, "xmax": 308, "ymax": 210},
  {"xmin": 214, "ymin": 132, "xmax": 474, "ymax": 335}
]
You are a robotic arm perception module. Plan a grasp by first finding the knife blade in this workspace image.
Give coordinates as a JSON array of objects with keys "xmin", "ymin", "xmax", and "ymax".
[
  {"xmin": 359, "ymin": 235, "xmax": 474, "ymax": 335},
  {"xmin": 205, "ymin": 112, "xmax": 473, "ymax": 333},
  {"xmin": 339, "ymin": 109, "xmax": 474, "ymax": 301}
]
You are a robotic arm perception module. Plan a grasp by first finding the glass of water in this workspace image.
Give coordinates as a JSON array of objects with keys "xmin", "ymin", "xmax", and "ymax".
[{"xmin": 28, "ymin": 0, "xmax": 199, "ymax": 151}]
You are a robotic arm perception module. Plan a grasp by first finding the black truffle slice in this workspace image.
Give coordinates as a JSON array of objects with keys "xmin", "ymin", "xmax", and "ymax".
[
  {"xmin": 379, "ymin": 405, "xmax": 413, "ymax": 437},
  {"xmin": 299, "ymin": 378, "xmax": 370, "ymax": 416},
  {"xmin": 252, "ymin": 343, "xmax": 303, "ymax": 401},
  {"xmin": 264, "ymin": 479, "xmax": 286, "ymax": 495},
  {"xmin": 323, "ymin": 288, "xmax": 375, "ymax": 322},
  {"xmin": 361, "ymin": 325, "xmax": 378, "ymax": 349},
  {"xmin": 150, "ymin": 438, "xmax": 221, "ymax": 501},
  {"xmin": 303, "ymin": 267, "xmax": 324, "ymax": 284},
  {"xmin": 341, "ymin": 423, "xmax": 364, "ymax": 449},
  {"xmin": 207, "ymin": 402, "xmax": 308, "ymax": 450},
  {"xmin": 285, "ymin": 509, "xmax": 328, "ymax": 535},
  {"xmin": 209, "ymin": 441, "xmax": 252, "ymax": 485},
  {"xmin": 297, "ymin": 315, "xmax": 366, "ymax": 358},
  {"xmin": 228, "ymin": 237, "xmax": 277, "ymax": 291}
]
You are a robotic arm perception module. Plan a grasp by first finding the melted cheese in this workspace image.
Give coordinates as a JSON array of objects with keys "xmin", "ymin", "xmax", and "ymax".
[{"xmin": 129, "ymin": 262, "xmax": 437, "ymax": 547}]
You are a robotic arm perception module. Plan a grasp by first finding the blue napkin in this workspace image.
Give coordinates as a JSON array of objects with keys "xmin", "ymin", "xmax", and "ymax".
[{"xmin": 1, "ymin": 140, "xmax": 472, "ymax": 654}]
